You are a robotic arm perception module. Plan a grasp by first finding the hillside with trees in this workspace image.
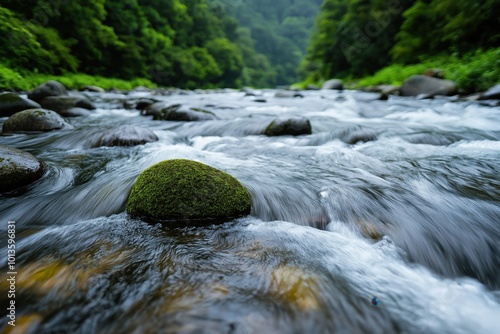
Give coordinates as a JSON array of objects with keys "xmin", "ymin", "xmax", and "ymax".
[
  {"xmin": 0, "ymin": 0, "xmax": 278, "ymax": 89},
  {"xmin": 302, "ymin": 0, "xmax": 499, "ymax": 91},
  {"xmin": 217, "ymin": 0, "xmax": 323, "ymax": 86}
]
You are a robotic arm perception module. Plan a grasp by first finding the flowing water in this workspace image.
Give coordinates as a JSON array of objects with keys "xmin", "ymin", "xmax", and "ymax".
[{"xmin": 0, "ymin": 89, "xmax": 499, "ymax": 333}]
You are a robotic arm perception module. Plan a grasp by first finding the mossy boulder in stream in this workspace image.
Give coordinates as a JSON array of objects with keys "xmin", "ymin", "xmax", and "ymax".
[
  {"xmin": 144, "ymin": 103, "xmax": 217, "ymax": 122},
  {"xmin": 264, "ymin": 117, "xmax": 312, "ymax": 136},
  {"xmin": 2, "ymin": 109, "xmax": 73, "ymax": 133},
  {"xmin": 0, "ymin": 145, "xmax": 44, "ymax": 193},
  {"xmin": 127, "ymin": 159, "xmax": 251, "ymax": 224}
]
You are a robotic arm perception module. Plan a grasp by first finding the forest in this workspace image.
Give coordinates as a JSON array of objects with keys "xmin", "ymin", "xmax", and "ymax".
[
  {"xmin": 0, "ymin": 0, "xmax": 498, "ymax": 90},
  {"xmin": 0, "ymin": 0, "xmax": 321, "ymax": 89},
  {"xmin": 302, "ymin": 0, "xmax": 499, "ymax": 91}
]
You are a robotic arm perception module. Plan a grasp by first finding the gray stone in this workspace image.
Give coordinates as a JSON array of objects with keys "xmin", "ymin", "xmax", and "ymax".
[
  {"xmin": 264, "ymin": 117, "xmax": 312, "ymax": 136},
  {"xmin": 144, "ymin": 103, "xmax": 217, "ymax": 121},
  {"xmin": 400, "ymin": 75, "xmax": 457, "ymax": 97},
  {"xmin": 92, "ymin": 125, "xmax": 158, "ymax": 148},
  {"xmin": 61, "ymin": 107, "xmax": 93, "ymax": 117},
  {"xmin": 274, "ymin": 90, "xmax": 304, "ymax": 98},
  {"xmin": 0, "ymin": 92, "xmax": 41, "ymax": 117},
  {"xmin": 40, "ymin": 96, "xmax": 95, "ymax": 115},
  {"xmin": 479, "ymin": 84, "xmax": 500, "ymax": 100},
  {"xmin": 322, "ymin": 79, "xmax": 344, "ymax": 90},
  {"xmin": 2, "ymin": 109, "xmax": 73, "ymax": 133},
  {"xmin": 28, "ymin": 80, "xmax": 68, "ymax": 103},
  {"xmin": 80, "ymin": 85, "xmax": 105, "ymax": 93},
  {"xmin": 0, "ymin": 145, "xmax": 44, "ymax": 193}
]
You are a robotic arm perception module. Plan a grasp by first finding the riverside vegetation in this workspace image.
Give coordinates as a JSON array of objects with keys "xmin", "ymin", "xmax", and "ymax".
[
  {"xmin": 1, "ymin": 1, "xmax": 498, "ymax": 93},
  {"xmin": 300, "ymin": 0, "xmax": 499, "ymax": 92}
]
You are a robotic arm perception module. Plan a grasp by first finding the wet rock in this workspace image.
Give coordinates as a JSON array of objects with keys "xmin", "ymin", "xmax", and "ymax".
[
  {"xmin": 254, "ymin": 98, "xmax": 267, "ymax": 103},
  {"xmin": 321, "ymin": 79, "xmax": 343, "ymax": 90},
  {"xmin": 28, "ymin": 80, "xmax": 68, "ymax": 103},
  {"xmin": 243, "ymin": 88, "xmax": 263, "ymax": 97},
  {"xmin": 92, "ymin": 125, "xmax": 158, "ymax": 148},
  {"xmin": 264, "ymin": 117, "xmax": 312, "ymax": 136},
  {"xmin": 378, "ymin": 93, "xmax": 389, "ymax": 101},
  {"xmin": 400, "ymin": 75, "xmax": 457, "ymax": 97},
  {"xmin": 2, "ymin": 109, "xmax": 73, "ymax": 133},
  {"xmin": 123, "ymin": 98, "xmax": 158, "ymax": 110},
  {"xmin": 0, "ymin": 92, "xmax": 41, "ymax": 117},
  {"xmin": 60, "ymin": 107, "xmax": 93, "ymax": 117},
  {"xmin": 40, "ymin": 96, "xmax": 95, "ymax": 115},
  {"xmin": 274, "ymin": 90, "xmax": 304, "ymax": 98},
  {"xmin": 80, "ymin": 85, "xmax": 105, "ymax": 93},
  {"xmin": 341, "ymin": 129, "xmax": 377, "ymax": 145},
  {"xmin": 144, "ymin": 103, "xmax": 217, "ymax": 121},
  {"xmin": 0, "ymin": 145, "xmax": 44, "ymax": 193},
  {"xmin": 479, "ymin": 84, "xmax": 500, "ymax": 100},
  {"xmin": 133, "ymin": 86, "xmax": 151, "ymax": 92},
  {"xmin": 126, "ymin": 159, "xmax": 251, "ymax": 223}
]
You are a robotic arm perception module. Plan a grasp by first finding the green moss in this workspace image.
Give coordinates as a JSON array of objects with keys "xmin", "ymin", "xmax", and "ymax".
[
  {"xmin": 126, "ymin": 159, "xmax": 251, "ymax": 224},
  {"xmin": 0, "ymin": 92, "xmax": 21, "ymax": 103}
]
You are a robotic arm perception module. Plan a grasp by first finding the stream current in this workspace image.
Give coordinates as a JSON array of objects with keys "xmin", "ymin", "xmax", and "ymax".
[{"xmin": 0, "ymin": 89, "xmax": 499, "ymax": 333}]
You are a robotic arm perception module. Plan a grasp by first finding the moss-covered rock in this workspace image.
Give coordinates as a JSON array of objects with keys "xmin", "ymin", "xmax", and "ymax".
[
  {"xmin": 264, "ymin": 117, "xmax": 312, "ymax": 136},
  {"xmin": 0, "ymin": 92, "xmax": 41, "ymax": 117},
  {"xmin": 0, "ymin": 145, "xmax": 44, "ymax": 193},
  {"xmin": 127, "ymin": 159, "xmax": 251, "ymax": 224},
  {"xmin": 2, "ymin": 109, "xmax": 73, "ymax": 133},
  {"xmin": 144, "ymin": 103, "xmax": 217, "ymax": 121}
]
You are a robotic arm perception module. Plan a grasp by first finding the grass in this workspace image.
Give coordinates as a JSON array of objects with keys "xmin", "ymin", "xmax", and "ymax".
[
  {"xmin": 296, "ymin": 48, "xmax": 500, "ymax": 93},
  {"xmin": 0, "ymin": 65, "xmax": 156, "ymax": 91}
]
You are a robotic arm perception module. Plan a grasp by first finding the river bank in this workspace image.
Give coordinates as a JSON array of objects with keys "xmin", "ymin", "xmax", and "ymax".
[{"xmin": 298, "ymin": 48, "xmax": 500, "ymax": 95}]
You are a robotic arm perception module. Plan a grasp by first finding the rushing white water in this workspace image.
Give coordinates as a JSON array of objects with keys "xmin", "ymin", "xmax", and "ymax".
[{"xmin": 0, "ymin": 89, "xmax": 499, "ymax": 333}]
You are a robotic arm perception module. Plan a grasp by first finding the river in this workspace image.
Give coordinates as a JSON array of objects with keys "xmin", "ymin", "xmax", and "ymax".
[{"xmin": 1, "ymin": 89, "xmax": 499, "ymax": 333}]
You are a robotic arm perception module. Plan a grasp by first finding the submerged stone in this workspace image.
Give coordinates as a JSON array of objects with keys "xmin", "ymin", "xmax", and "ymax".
[
  {"xmin": 264, "ymin": 117, "xmax": 312, "ymax": 136},
  {"xmin": 127, "ymin": 159, "xmax": 251, "ymax": 224}
]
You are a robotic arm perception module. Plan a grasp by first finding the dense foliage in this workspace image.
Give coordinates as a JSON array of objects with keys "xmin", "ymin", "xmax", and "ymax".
[
  {"xmin": 217, "ymin": 0, "xmax": 323, "ymax": 86},
  {"xmin": 0, "ymin": 0, "xmax": 284, "ymax": 88},
  {"xmin": 303, "ymin": 0, "xmax": 500, "ymax": 86}
]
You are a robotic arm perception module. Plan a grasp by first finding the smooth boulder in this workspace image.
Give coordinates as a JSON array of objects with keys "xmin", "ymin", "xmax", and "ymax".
[
  {"xmin": 92, "ymin": 125, "xmax": 158, "ymax": 148},
  {"xmin": 2, "ymin": 109, "xmax": 73, "ymax": 133},
  {"xmin": 40, "ymin": 96, "xmax": 95, "ymax": 116},
  {"xmin": 400, "ymin": 75, "xmax": 457, "ymax": 97},
  {"xmin": 80, "ymin": 85, "xmax": 105, "ymax": 93},
  {"xmin": 321, "ymin": 79, "xmax": 343, "ymax": 90},
  {"xmin": 275, "ymin": 90, "xmax": 304, "ymax": 98},
  {"xmin": 0, "ymin": 92, "xmax": 41, "ymax": 117},
  {"xmin": 126, "ymin": 159, "xmax": 251, "ymax": 223},
  {"xmin": 479, "ymin": 84, "xmax": 500, "ymax": 100},
  {"xmin": 145, "ymin": 103, "xmax": 217, "ymax": 121},
  {"xmin": 0, "ymin": 145, "xmax": 44, "ymax": 193},
  {"xmin": 28, "ymin": 80, "xmax": 68, "ymax": 103},
  {"xmin": 264, "ymin": 117, "xmax": 312, "ymax": 136}
]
